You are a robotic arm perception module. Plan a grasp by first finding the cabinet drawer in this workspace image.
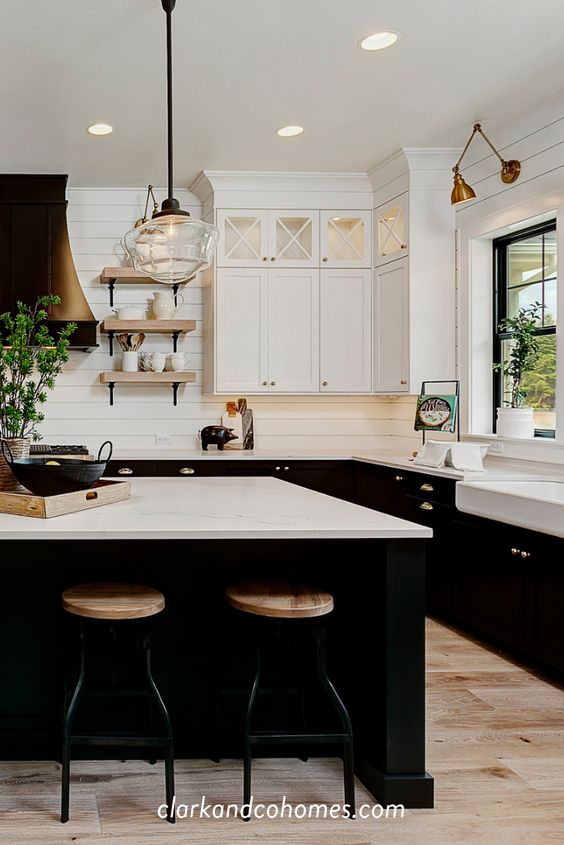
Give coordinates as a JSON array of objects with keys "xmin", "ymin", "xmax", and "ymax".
[
  {"xmin": 104, "ymin": 460, "xmax": 156, "ymax": 477},
  {"xmin": 405, "ymin": 474, "xmax": 456, "ymax": 506},
  {"xmin": 405, "ymin": 495, "xmax": 454, "ymax": 528},
  {"xmin": 155, "ymin": 461, "xmax": 219, "ymax": 477}
]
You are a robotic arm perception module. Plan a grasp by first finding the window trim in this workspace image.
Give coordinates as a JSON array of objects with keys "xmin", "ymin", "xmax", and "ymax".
[{"xmin": 492, "ymin": 219, "xmax": 557, "ymax": 438}]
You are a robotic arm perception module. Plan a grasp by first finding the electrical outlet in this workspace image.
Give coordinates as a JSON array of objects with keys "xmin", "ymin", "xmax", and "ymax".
[
  {"xmin": 488, "ymin": 440, "xmax": 504, "ymax": 454},
  {"xmin": 156, "ymin": 434, "xmax": 173, "ymax": 446}
]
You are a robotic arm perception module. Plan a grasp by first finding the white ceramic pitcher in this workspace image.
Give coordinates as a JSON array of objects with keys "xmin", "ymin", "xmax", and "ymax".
[{"xmin": 151, "ymin": 290, "xmax": 185, "ymax": 319}]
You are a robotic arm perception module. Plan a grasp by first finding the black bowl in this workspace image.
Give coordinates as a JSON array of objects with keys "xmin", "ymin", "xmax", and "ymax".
[
  {"xmin": 1, "ymin": 441, "xmax": 113, "ymax": 497},
  {"xmin": 7, "ymin": 457, "xmax": 108, "ymax": 497}
]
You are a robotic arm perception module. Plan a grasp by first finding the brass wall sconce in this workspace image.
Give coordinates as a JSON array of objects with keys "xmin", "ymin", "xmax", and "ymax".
[{"xmin": 451, "ymin": 123, "xmax": 521, "ymax": 205}]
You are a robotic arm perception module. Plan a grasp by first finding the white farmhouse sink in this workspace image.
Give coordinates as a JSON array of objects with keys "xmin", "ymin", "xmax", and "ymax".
[{"xmin": 456, "ymin": 479, "xmax": 564, "ymax": 538}]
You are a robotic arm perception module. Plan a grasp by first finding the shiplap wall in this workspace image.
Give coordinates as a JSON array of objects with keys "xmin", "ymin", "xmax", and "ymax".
[{"xmin": 37, "ymin": 187, "xmax": 408, "ymax": 453}]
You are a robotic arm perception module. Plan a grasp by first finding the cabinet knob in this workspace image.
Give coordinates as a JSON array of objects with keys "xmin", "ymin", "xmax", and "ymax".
[
  {"xmin": 275, "ymin": 466, "xmax": 281, "ymax": 471},
  {"xmin": 400, "ymin": 379, "xmax": 407, "ymax": 385},
  {"xmin": 284, "ymin": 466, "xmax": 289, "ymax": 471},
  {"xmin": 322, "ymin": 380, "xmax": 328, "ymax": 386},
  {"xmin": 118, "ymin": 467, "xmax": 133, "ymax": 475},
  {"xmin": 179, "ymin": 467, "xmax": 195, "ymax": 476},
  {"xmin": 262, "ymin": 256, "xmax": 268, "ymax": 262},
  {"xmin": 322, "ymin": 257, "xmax": 328, "ymax": 262},
  {"xmin": 420, "ymin": 483, "xmax": 434, "ymax": 492},
  {"xmin": 401, "ymin": 244, "xmax": 407, "ymax": 250},
  {"xmin": 271, "ymin": 380, "xmax": 276, "ymax": 386},
  {"xmin": 395, "ymin": 475, "xmax": 403, "ymax": 482},
  {"xmin": 420, "ymin": 501, "xmax": 434, "ymax": 511},
  {"xmin": 271, "ymin": 257, "xmax": 276, "ymax": 262},
  {"xmin": 262, "ymin": 381, "xmax": 268, "ymax": 386}
]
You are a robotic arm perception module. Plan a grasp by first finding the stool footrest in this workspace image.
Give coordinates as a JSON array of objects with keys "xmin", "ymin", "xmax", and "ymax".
[
  {"xmin": 68, "ymin": 735, "xmax": 172, "ymax": 748},
  {"xmin": 249, "ymin": 732, "xmax": 351, "ymax": 745}
]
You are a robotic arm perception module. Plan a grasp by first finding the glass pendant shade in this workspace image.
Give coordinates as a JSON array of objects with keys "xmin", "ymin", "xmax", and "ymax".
[{"xmin": 123, "ymin": 214, "xmax": 219, "ymax": 284}]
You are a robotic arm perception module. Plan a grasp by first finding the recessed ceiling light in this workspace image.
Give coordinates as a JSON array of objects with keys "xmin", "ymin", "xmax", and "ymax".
[
  {"xmin": 87, "ymin": 123, "xmax": 115, "ymax": 136},
  {"xmin": 359, "ymin": 31, "xmax": 400, "ymax": 51},
  {"xmin": 276, "ymin": 125, "xmax": 304, "ymax": 137}
]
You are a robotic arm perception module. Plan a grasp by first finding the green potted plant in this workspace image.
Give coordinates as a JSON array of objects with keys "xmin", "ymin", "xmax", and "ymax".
[
  {"xmin": 493, "ymin": 303, "xmax": 541, "ymax": 438},
  {"xmin": 0, "ymin": 295, "xmax": 76, "ymax": 490}
]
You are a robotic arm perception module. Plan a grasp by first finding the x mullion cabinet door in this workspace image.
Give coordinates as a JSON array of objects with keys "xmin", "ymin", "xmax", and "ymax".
[
  {"xmin": 216, "ymin": 210, "xmax": 269, "ymax": 267},
  {"xmin": 320, "ymin": 211, "xmax": 372, "ymax": 268},
  {"xmin": 268, "ymin": 210, "xmax": 319, "ymax": 268},
  {"xmin": 375, "ymin": 193, "xmax": 408, "ymax": 266}
]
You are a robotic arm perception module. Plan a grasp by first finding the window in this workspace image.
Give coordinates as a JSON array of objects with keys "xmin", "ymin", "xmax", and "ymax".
[{"xmin": 493, "ymin": 221, "xmax": 557, "ymax": 436}]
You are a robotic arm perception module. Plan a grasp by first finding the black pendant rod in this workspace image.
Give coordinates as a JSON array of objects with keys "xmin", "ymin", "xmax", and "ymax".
[{"xmin": 165, "ymin": 2, "xmax": 174, "ymax": 201}]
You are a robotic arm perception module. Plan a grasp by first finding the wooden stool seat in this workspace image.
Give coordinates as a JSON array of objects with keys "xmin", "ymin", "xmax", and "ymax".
[
  {"xmin": 225, "ymin": 581, "xmax": 334, "ymax": 619},
  {"xmin": 61, "ymin": 583, "xmax": 165, "ymax": 620}
]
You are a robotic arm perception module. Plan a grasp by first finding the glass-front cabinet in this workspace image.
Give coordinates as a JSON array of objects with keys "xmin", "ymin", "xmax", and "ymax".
[
  {"xmin": 269, "ymin": 211, "xmax": 319, "ymax": 268},
  {"xmin": 320, "ymin": 211, "xmax": 372, "ymax": 268},
  {"xmin": 375, "ymin": 193, "xmax": 408, "ymax": 265},
  {"xmin": 216, "ymin": 211, "xmax": 269, "ymax": 267}
]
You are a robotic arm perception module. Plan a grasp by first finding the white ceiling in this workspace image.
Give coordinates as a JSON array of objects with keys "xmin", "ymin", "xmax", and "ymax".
[{"xmin": 1, "ymin": 0, "xmax": 563, "ymax": 188}]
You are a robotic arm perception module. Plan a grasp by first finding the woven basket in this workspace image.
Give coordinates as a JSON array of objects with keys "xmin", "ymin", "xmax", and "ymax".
[{"xmin": 0, "ymin": 437, "xmax": 31, "ymax": 491}]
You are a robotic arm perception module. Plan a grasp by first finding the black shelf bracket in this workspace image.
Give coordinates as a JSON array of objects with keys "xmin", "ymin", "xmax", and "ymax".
[
  {"xmin": 108, "ymin": 330, "xmax": 115, "ymax": 357},
  {"xmin": 108, "ymin": 279, "xmax": 116, "ymax": 307},
  {"xmin": 107, "ymin": 382, "xmax": 116, "ymax": 406},
  {"xmin": 172, "ymin": 382, "xmax": 180, "ymax": 406},
  {"xmin": 172, "ymin": 283, "xmax": 179, "ymax": 307},
  {"xmin": 172, "ymin": 331, "xmax": 180, "ymax": 352}
]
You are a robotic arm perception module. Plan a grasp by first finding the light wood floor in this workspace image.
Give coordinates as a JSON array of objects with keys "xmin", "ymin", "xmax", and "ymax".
[{"xmin": 1, "ymin": 619, "xmax": 564, "ymax": 844}]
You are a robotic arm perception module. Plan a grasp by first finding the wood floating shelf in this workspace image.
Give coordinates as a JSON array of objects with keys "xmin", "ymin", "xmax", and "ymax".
[
  {"xmin": 101, "ymin": 319, "xmax": 197, "ymax": 355},
  {"xmin": 99, "ymin": 371, "xmax": 197, "ymax": 406},
  {"xmin": 100, "ymin": 267, "xmax": 196, "ymax": 306}
]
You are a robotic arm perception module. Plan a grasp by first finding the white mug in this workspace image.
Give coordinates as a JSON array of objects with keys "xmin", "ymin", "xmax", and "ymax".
[
  {"xmin": 122, "ymin": 351, "xmax": 138, "ymax": 372},
  {"xmin": 150, "ymin": 352, "xmax": 166, "ymax": 372},
  {"xmin": 170, "ymin": 352, "xmax": 187, "ymax": 372}
]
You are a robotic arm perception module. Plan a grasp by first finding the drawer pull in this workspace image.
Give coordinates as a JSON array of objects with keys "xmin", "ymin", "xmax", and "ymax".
[
  {"xmin": 520, "ymin": 550, "xmax": 531, "ymax": 559},
  {"xmin": 275, "ymin": 466, "xmax": 281, "ymax": 471},
  {"xmin": 284, "ymin": 466, "xmax": 290, "ymax": 471},
  {"xmin": 179, "ymin": 467, "xmax": 195, "ymax": 476},
  {"xmin": 118, "ymin": 467, "xmax": 133, "ymax": 476},
  {"xmin": 395, "ymin": 475, "xmax": 403, "ymax": 482},
  {"xmin": 85, "ymin": 491, "xmax": 98, "ymax": 501},
  {"xmin": 420, "ymin": 501, "xmax": 434, "ymax": 511},
  {"xmin": 420, "ymin": 482, "xmax": 434, "ymax": 492},
  {"xmin": 511, "ymin": 548, "xmax": 520, "ymax": 556}
]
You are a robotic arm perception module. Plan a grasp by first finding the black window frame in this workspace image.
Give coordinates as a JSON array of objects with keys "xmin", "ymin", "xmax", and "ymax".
[{"xmin": 493, "ymin": 219, "xmax": 557, "ymax": 438}]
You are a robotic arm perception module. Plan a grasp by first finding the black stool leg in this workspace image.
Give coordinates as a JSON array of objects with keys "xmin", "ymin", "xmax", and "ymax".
[
  {"xmin": 61, "ymin": 623, "xmax": 86, "ymax": 824},
  {"xmin": 312, "ymin": 628, "xmax": 355, "ymax": 818},
  {"xmin": 142, "ymin": 633, "xmax": 176, "ymax": 823},
  {"xmin": 243, "ymin": 640, "xmax": 262, "ymax": 819}
]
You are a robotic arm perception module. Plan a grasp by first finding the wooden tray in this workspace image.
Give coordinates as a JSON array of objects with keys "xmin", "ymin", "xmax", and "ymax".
[{"xmin": 0, "ymin": 480, "xmax": 131, "ymax": 519}]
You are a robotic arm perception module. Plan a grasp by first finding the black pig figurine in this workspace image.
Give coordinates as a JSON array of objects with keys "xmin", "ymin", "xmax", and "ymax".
[{"xmin": 200, "ymin": 425, "xmax": 238, "ymax": 451}]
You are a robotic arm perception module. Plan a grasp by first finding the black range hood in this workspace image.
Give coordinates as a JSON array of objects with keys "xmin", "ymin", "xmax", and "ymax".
[{"xmin": 0, "ymin": 174, "xmax": 98, "ymax": 350}]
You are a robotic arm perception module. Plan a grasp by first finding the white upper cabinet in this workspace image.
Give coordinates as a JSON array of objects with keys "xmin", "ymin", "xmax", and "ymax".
[
  {"xmin": 216, "ymin": 268, "xmax": 269, "ymax": 392},
  {"xmin": 320, "ymin": 269, "xmax": 372, "ymax": 393},
  {"xmin": 320, "ymin": 211, "xmax": 372, "ymax": 268},
  {"xmin": 268, "ymin": 269, "xmax": 320, "ymax": 392},
  {"xmin": 375, "ymin": 193, "xmax": 408, "ymax": 266},
  {"xmin": 216, "ymin": 211, "xmax": 269, "ymax": 267},
  {"xmin": 269, "ymin": 211, "xmax": 319, "ymax": 268},
  {"xmin": 373, "ymin": 258, "xmax": 409, "ymax": 392},
  {"xmin": 217, "ymin": 210, "xmax": 319, "ymax": 267}
]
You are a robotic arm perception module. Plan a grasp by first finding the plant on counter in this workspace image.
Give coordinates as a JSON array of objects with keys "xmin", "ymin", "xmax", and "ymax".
[
  {"xmin": 0, "ymin": 295, "xmax": 76, "ymax": 444},
  {"xmin": 493, "ymin": 302, "xmax": 542, "ymax": 438}
]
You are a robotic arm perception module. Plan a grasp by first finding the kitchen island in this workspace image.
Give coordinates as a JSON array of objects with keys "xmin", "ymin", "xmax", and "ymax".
[{"xmin": 0, "ymin": 477, "xmax": 433, "ymax": 807}]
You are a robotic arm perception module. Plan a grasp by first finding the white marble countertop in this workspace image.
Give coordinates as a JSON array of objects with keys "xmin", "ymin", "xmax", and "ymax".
[{"xmin": 0, "ymin": 477, "xmax": 433, "ymax": 541}]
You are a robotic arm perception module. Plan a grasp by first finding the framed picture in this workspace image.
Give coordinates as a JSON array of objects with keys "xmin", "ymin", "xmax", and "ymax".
[{"xmin": 414, "ymin": 394, "xmax": 458, "ymax": 432}]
